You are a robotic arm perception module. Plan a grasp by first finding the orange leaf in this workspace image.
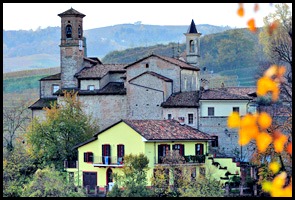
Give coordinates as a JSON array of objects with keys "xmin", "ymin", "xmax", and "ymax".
[
  {"xmin": 247, "ymin": 18, "xmax": 256, "ymax": 32},
  {"xmin": 228, "ymin": 112, "xmax": 241, "ymax": 128},
  {"xmin": 238, "ymin": 128, "xmax": 254, "ymax": 146},
  {"xmin": 240, "ymin": 113, "xmax": 257, "ymax": 128},
  {"xmin": 258, "ymin": 112, "xmax": 272, "ymax": 130},
  {"xmin": 268, "ymin": 20, "xmax": 279, "ymax": 35},
  {"xmin": 256, "ymin": 132, "xmax": 272, "ymax": 152},
  {"xmin": 286, "ymin": 142, "xmax": 292, "ymax": 155},
  {"xmin": 273, "ymin": 131, "xmax": 288, "ymax": 153},
  {"xmin": 256, "ymin": 76, "xmax": 278, "ymax": 98},
  {"xmin": 237, "ymin": 7, "xmax": 244, "ymax": 17}
]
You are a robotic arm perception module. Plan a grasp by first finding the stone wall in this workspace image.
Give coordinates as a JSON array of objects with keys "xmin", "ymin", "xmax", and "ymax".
[
  {"xmin": 40, "ymin": 80, "xmax": 61, "ymax": 98},
  {"xmin": 78, "ymin": 95, "xmax": 127, "ymax": 131}
]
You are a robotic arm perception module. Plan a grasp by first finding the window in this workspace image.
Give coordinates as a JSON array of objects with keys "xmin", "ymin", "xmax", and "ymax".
[
  {"xmin": 117, "ymin": 144, "xmax": 124, "ymax": 164},
  {"xmin": 199, "ymin": 167, "xmax": 206, "ymax": 177},
  {"xmin": 167, "ymin": 114, "xmax": 172, "ymax": 120},
  {"xmin": 84, "ymin": 152, "xmax": 93, "ymax": 162},
  {"xmin": 233, "ymin": 107, "xmax": 240, "ymax": 114},
  {"xmin": 52, "ymin": 84, "xmax": 60, "ymax": 94},
  {"xmin": 208, "ymin": 107, "xmax": 214, "ymax": 116},
  {"xmin": 189, "ymin": 40, "xmax": 195, "ymax": 52},
  {"xmin": 188, "ymin": 113, "xmax": 194, "ymax": 124},
  {"xmin": 172, "ymin": 144, "xmax": 185, "ymax": 156},
  {"xmin": 158, "ymin": 144, "xmax": 170, "ymax": 163},
  {"xmin": 66, "ymin": 24, "xmax": 72, "ymax": 38},
  {"xmin": 145, "ymin": 63, "xmax": 149, "ymax": 68},
  {"xmin": 102, "ymin": 144, "xmax": 111, "ymax": 164},
  {"xmin": 211, "ymin": 136, "xmax": 218, "ymax": 147},
  {"xmin": 78, "ymin": 25, "xmax": 82, "ymax": 38},
  {"xmin": 195, "ymin": 144, "xmax": 204, "ymax": 155},
  {"xmin": 88, "ymin": 85, "xmax": 95, "ymax": 90}
]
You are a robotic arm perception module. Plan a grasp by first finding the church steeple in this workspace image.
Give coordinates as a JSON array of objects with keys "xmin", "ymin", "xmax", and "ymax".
[
  {"xmin": 184, "ymin": 19, "xmax": 202, "ymax": 67},
  {"xmin": 58, "ymin": 8, "xmax": 86, "ymax": 89}
]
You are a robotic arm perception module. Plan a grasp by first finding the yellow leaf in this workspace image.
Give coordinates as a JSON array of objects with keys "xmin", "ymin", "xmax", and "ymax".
[
  {"xmin": 273, "ymin": 131, "xmax": 288, "ymax": 153},
  {"xmin": 262, "ymin": 181, "xmax": 272, "ymax": 192},
  {"xmin": 269, "ymin": 161, "xmax": 280, "ymax": 174},
  {"xmin": 258, "ymin": 112, "xmax": 272, "ymax": 130},
  {"xmin": 227, "ymin": 112, "xmax": 240, "ymax": 128},
  {"xmin": 256, "ymin": 132, "xmax": 272, "ymax": 152},
  {"xmin": 238, "ymin": 128, "xmax": 252, "ymax": 146},
  {"xmin": 240, "ymin": 113, "xmax": 257, "ymax": 128},
  {"xmin": 247, "ymin": 18, "xmax": 256, "ymax": 32},
  {"xmin": 270, "ymin": 172, "xmax": 287, "ymax": 197},
  {"xmin": 264, "ymin": 65, "xmax": 278, "ymax": 78}
]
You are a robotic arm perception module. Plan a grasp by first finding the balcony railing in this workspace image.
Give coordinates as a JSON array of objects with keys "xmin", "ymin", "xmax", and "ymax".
[
  {"xmin": 157, "ymin": 155, "xmax": 205, "ymax": 164},
  {"xmin": 183, "ymin": 155, "xmax": 205, "ymax": 163},
  {"xmin": 93, "ymin": 156, "xmax": 124, "ymax": 165},
  {"xmin": 64, "ymin": 160, "xmax": 78, "ymax": 169}
]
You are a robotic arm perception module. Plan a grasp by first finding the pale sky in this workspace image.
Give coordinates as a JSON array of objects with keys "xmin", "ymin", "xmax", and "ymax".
[{"xmin": 3, "ymin": 3, "xmax": 292, "ymax": 31}]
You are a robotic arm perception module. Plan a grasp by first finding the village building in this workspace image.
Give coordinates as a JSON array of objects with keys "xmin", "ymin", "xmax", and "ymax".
[{"xmin": 29, "ymin": 8, "xmax": 259, "ymax": 191}]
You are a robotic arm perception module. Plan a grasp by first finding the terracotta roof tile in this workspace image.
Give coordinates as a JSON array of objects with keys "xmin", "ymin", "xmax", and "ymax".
[
  {"xmin": 129, "ymin": 71, "xmax": 172, "ymax": 83},
  {"xmin": 123, "ymin": 119, "xmax": 213, "ymax": 140},
  {"xmin": 200, "ymin": 88, "xmax": 253, "ymax": 100},
  {"xmin": 75, "ymin": 64, "xmax": 126, "ymax": 79},
  {"xmin": 124, "ymin": 54, "xmax": 200, "ymax": 71},
  {"xmin": 162, "ymin": 91, "xmax": 199, "ymax": 108}
]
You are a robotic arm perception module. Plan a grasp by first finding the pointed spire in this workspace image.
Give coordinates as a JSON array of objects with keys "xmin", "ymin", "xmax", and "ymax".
[{"xmin": 187, "ymin": 19, "xmax": 198, "ymax": 34}]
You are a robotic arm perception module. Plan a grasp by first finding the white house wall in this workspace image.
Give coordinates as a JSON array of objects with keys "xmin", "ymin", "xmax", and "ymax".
[{"xmin": 200, "ymin": 100, "xmax": 249, "ymax": 117}]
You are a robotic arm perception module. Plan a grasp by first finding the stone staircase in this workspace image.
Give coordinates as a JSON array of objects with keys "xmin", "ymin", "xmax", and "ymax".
[{"xmin": 205, "ymin": 154, "xmax": 241, "ymax": 185}]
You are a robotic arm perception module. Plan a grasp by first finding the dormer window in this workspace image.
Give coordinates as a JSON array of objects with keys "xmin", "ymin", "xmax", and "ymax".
[
  {"xmin": 66, "ymin": 24, "xmax": 72, "ymax": 38},
  {"xmin": 52, "ymin": 84, "xmax": 60, "ymax": 94},
  {"xmin": 88, "ymin": 85, "xmax": 95, "ymax": 91}
]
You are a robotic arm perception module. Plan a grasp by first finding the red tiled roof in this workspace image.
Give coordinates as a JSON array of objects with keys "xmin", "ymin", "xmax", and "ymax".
[
  {"xmin": 123, "ymin": 119, "xmax": 212, "ymax": 140},
  {"xmin": 200, "ymin": 88, "xmax": 254, "ymax": 100},
  {"xmin": 129, "ymin": 71, "xmax": 172, "ymax": 83},
  {"xmin": 75, "ymin": 64, "xmax": 126, "ymax": 79},
  {"xmin": 124, "ymin": 54, "xmax": 200, "ymax": 71},
  {"xmin": 161, "ymin": 91, "xmax": 199, "ymax": 108}
]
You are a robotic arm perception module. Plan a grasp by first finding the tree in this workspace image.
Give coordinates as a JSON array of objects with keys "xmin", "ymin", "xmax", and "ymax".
[
  {"xmin": 3, "ymin": 139, "xmax": 36, "ymax": 197},
  {"xmin": 3, "ymin": 100, "xmax": 30, "ymax": 152},
  {"xmin": 25, "ymin": 90, "xmax": 98, "ymax": 171},
  {"xmin": 21, "ymin": 165, "xmax": 86, "ymax": 197},
  {"xmin": 107, "ymin": 153, "xmax": 152, "ymax": 197}
]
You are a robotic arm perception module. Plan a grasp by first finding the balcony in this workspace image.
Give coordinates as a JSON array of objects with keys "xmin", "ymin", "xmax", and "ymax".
[
  {"xmin": 157, "ymin": 155, "xmax": 205, "ymax": 164},
  {"xmin": 64, "ymin": 160, "xmax": 78, "ymax": 169},
  {"xmin": 92, "ymin": 156, "xmax": 124, "ymax": 167}
]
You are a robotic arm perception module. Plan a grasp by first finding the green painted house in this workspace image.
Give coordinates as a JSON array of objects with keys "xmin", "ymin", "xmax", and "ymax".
[{"xmin": 65, "ymin": 119, "xmax": 241, "ymax": 191}]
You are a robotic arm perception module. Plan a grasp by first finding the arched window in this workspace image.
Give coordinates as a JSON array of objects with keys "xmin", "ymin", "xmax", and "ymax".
[
  {"xmin": 66, "ymin": 25, "xmax": 72, "ymax": 38},
  {"xmin": 189, "ymin": 40, "xmax": 195, "ymax": 52}
]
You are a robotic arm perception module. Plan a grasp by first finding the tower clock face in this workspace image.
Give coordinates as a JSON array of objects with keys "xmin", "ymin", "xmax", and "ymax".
[{"xmin": 79, "ymin": 40, "xmax": 83, "ymax": 50}]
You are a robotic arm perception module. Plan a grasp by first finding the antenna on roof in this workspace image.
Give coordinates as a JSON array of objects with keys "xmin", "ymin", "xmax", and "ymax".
[{"xmin": 172, "ymin": 43, "xmax": 175, "ymax": 58}]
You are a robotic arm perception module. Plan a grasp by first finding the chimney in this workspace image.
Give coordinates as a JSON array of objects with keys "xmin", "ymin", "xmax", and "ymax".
[{"xmin": 178, "ymin": 117, "xmax": 185, "ymax": 125}]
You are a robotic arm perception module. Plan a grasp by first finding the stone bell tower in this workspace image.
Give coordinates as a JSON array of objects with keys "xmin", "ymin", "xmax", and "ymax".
[
  {"xmin": 184, "ymin": 19, "xmax": 202, "ymax": 67},
  {"xmin": 58, "ymin": 8, "xmax": 86, "ymax": 89}
]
